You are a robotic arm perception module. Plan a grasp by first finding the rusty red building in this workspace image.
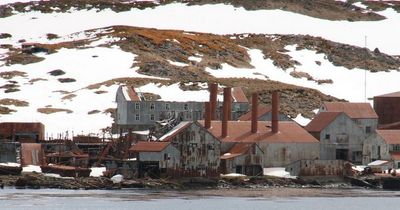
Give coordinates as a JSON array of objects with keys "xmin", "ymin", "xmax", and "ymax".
[
  {"xmin": 0, "ymin": 122, "xmax": 45, "ymax": 142},
  {"xmin": 202, "ymin": 90, "xmax": 320, "ymax": 171},
  {"xmin": 374, "ymin": 91, "xmax": 400, "ymax": 125}
]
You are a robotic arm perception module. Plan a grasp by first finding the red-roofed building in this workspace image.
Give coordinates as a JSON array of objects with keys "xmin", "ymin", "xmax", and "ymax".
[
  {"xmin": 129, "ymin": 121, "xmax": 221, "ymax": 177},
  {"xmin": 319, "ymin": 102, "xmax": 378, "ymax": 141},
  {"xmin": 129, "ymin": 141, "xmax": 180, "ymax": 177},
  {"xmin": 364, "ymin": 129, "xmax": 400, "ymax": 168},
  {"xmin": 320, "ymin": 102, "xmax": 378, "ymax": 119},
  {"xmin": 374, "ymin": 91, "xmax": 400, "ymax": 125},
  {"xmin": 220, "ymin": 142, "xmax": 263, "ymax": 175},
  {"xmin": 305, "ymin": 112, "xmax": 366, "ymax": 163},
  {"xmin": 201, "ymin": 120, "xmax": 319, "ymax": 167},
  {"xmin": 157, "ymin": 121, "xmax": 221, "ymax": 177}
]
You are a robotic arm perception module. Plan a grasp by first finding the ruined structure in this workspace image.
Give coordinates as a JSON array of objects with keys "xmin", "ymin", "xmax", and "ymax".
[{"xmin": 114, "ymin": 84, "xmax": 249, "ymax": 132}]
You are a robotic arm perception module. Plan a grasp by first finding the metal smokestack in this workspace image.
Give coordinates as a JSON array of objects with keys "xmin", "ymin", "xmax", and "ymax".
[
  {"xmin": 204, "ymin": 102, "xmax": 211, "ymax": 129},
  {"xmin": 208, "ymin": 83, "xmax": 218, "ymax": 120},
  {"xmin": 222, "ymin": 87, "xmax": 231, "ymax": 138},
  {"xmin": 251, "ymin": 92, "xmax": 258, "ymax": 133},
  {"xmin": 272, "ymin": 91, "xmax": 279, "ymax": 133}
]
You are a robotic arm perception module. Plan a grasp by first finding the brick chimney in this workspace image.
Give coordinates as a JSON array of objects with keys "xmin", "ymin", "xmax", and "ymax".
[
  {"xmin": 272, "ymin": 91, "xmax": 279, "ymax": 133},
  {"xmin": 204, "ymin": 102, "xmax": 211, "ymax": 129},
  {"xmin": 222, "ymin": 87, "xmax": 231, "ymax": 138},
  {"xmin": 208, "ymin": 83, "xmax": 218, "ymax": 120},
  {"xmin": 251, "ymin": 92, "xmax": 258, "ymax": 133}
]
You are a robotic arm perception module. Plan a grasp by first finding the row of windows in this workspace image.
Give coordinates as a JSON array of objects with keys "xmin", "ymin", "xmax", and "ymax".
[
  {"xmin": 135, "ymin": 103, "xmax": 189, "ymax": 110},
  {"xmin": 324, "ymin": 126, "xmax": 372, "ymax": 140},
  {"xmin": 133, "ymin": 111, "xmax": 204, "ymax": 121},
  {"xmin": 134, "ymin": 114, "xmax": 155, "ymax": 121}
]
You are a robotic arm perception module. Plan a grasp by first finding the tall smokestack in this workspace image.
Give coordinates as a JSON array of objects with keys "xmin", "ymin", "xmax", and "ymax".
[
  {"xmin": 227, "ymin": 88, "xmax": 232, "ymax": 121},
  {"xmin": 204, "ymin": 102, "xmax": 211, "ymax": 129},
  {"xmin": 222, "ymin": 87, "xmax": 231, "ymax": 138},
  {"xmin": 209, "ymin": 83, "xmax": 218, "ymax": 120},
  {"xmin": 251, "ymin": 92, "xmax": 258, "ymax": 133},
  {"xmin": 272, "ymin": 91, "xmax": 279, "ymax": 133}
]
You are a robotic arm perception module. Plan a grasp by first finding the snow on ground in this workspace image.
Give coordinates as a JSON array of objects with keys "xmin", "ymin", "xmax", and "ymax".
[
  {"xmin": 263, "ymin": 167, "xmax": 296, "ymax": 178},
  {"xmin": 220, "ymin": 173, "xmax": 246, "ymax": 178},
  {"xmin": 167, "ymin": 60, "xmax": 188, "ymax": 67},
  {"xmin": 90, "ymin": 167, "xmax": 106, "ymax": 177},
  {"xmin": 0, "ymin": 46, "xmax": 162, "ymax": 135},
  {"xmin": 110, "ymin": 174, "xmax": 123, "ymax": 183},
  {"xmin": 0, "ymin": 162, "xmax": 21, "ymax": 167},
  {"xmin": 22, "ymin": 165, "xmax": 42, "ymax": 173},
  {"xmin": 137, "ymin": 83, "xmax": 213, "ymax": 102},
  {"xmin": 1, "ymin": 2, "xmax": 400, "ymax": 134},
  {"xmin": 207, "ymin": 46, "xmax": 400, "ymax": 104},
  {"xmin": 1, "ymin": 3, "xmax": 400, "ymax": 54},
  {"xmin": 293, "ymin": 114, "xmax": 311, "ymax": 126}
]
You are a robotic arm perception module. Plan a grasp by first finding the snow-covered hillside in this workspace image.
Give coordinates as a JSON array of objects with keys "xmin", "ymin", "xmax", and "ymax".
[
  {"xmin": 1, "ymin": 3, "xmax": 400, "ymax": 54},
  {"xmin": 1, "ymin": 1, "xmax": 399, "ymax": 135}
]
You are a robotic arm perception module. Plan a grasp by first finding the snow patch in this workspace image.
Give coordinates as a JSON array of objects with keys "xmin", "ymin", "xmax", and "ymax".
[
  {"xmin": 1, "ymin": 3, "xmax": 400, "ymax": 54},
  {"xmin": 263, "ymin": 167, "xmax": 296, "ymax": 178},
  {"xmin": 22, "ymin": 165, "xmax": 42, "ymax": 173},
  {"xmin": 90, "ymin": 167, "xmax": 106, "ymax": 177}
]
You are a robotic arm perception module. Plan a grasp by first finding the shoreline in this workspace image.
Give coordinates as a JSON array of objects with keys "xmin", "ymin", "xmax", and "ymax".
[{"xmin": 2, "ymin": 172, "xmax": 400, "ymax": 198}]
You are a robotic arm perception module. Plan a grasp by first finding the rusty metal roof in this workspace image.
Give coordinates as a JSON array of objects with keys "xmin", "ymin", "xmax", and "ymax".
[
  {"xmin": 376, "ymin": 130, "xmax": 400, "ymax": 145},
  {"xmin": 375, "ymin": 91, "xmax": 400, "ymax": 98},
  {"xmin": 122, "ymin": 86, "xmax": 141, "ymax": 101},
  {"xmin": 159, "ymin": 121, "xmax": 192, "ymax": 142},
  {"xmin": 129, "ymin": 141, "xmax": 171, "ymax": 152},
  {"xmin": 200, "ymin": 121, "xmax": 318, "ymax": 143},
  {"xmin": 238, "ymin": 105, "xmax": 272, "ymax": 121},
  {"xmin": 221, "ymin": 142, "xmax": 253, "ymax": 159},
  {"xmin": 231, "ymin": 87, "xmax": 248, "ymax": 103},
  {"xmin": 304, "ymin": 112, "xmax": 344, "ymax": 132},
  {"xmin": 322, "ymin": 102, "xmax": 378, "ymax": 119}
]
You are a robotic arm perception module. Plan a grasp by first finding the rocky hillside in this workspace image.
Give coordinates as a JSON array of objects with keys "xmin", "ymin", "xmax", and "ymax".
[
  {"xmin": 1, "ymin": 0, "xmax": 400, "ymax": 134},
  {"xmin": 2, "ymin": 26, "xmax": 399, "ymax": 118}
]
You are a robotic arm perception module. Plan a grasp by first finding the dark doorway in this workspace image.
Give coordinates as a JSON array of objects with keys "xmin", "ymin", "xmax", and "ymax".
[
  {"xmin": 336, "ymin": 149, "xmax": 348, "ymax": 160},
  {"xmin": 235, "ymin": 165, "xmax": 243, "ymax": 174}
]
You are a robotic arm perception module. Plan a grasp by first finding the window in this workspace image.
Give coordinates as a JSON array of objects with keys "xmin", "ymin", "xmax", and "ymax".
[
  {"xmin": 184, "ymin": 104, "xmax": 189, "ymax": 110},
  {"xmin": 135, "ymin": 114, "xmax": 140, "ymax": 121},
  {"xmin": 150, "ymin": 103, "xmax": 155, "ymax": 110},
  {"xmin": 135, "ymin": 103, "xmax": 140, "ymax": 110},
  {"xmin": 366, "ymin": 126, "xmax": 371, "ymax": 134},
  {"xmin": 393, "ymin": 145, "xmax": 400, "ymax": 151},
  {"xmin": 165, "ymin": 103, "xmax": 170, "ymax": 110},
  {"xmin": 325, "ymin": 134, "xmax": 330, "ymax": 140},
  {"xmin": 150, "ymin": 114, "xmax": 155, "ymax": 121}
]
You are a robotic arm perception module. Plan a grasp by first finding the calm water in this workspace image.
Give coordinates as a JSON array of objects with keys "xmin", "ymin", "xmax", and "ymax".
[{"xmin": 1, "ymin": 188, "xmax": 400, "ymax": 210}]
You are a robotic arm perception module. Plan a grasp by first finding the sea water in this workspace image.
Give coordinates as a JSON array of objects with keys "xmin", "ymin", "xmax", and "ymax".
[{"xmin": 0, "ymin": 188, "xmax": 399, "ymax": 210}]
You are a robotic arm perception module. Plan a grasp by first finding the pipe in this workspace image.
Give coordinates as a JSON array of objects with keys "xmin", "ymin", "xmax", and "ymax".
[
  {"xmin": 222, "ymin": 87, "xmax": 231, "ymax": 138},
  {"xmin": 251, "ymin": 92, "xmax": 258, "ymax": 133},
  {"xmin": 204, "ymin": 102, "xmax": 211, "ymax": 129},
  {"xmin": 272, "ymin": 91, "xmax": 279, "ymax": 133},
  {"xmin": 208, "ymin": 83, "xmax": 218, "ymax": 120}
]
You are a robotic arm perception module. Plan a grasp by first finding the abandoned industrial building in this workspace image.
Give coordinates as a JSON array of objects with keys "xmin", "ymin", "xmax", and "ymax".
[
  {"xmin": 1, "ymin": 84, "xmax": 400, "ymax": 180},
  {"xmin": 306, "ymin": 102, "xmax": 379, "ymax": 164},
  {"xmin": 114, "ymin": 84, "xmax": 249, "ymax": 132}
]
